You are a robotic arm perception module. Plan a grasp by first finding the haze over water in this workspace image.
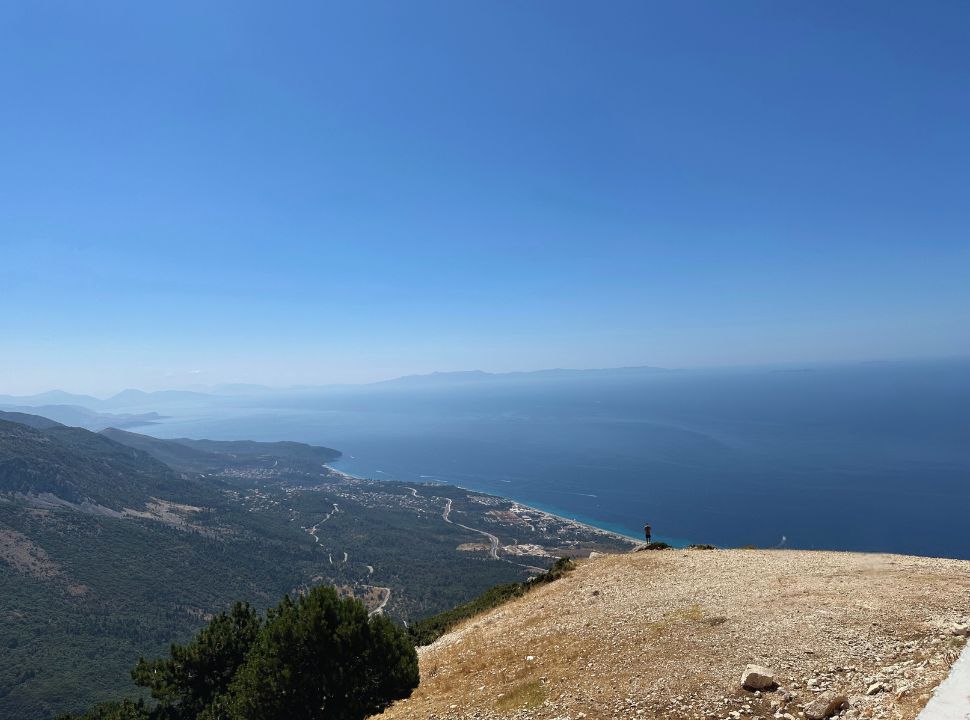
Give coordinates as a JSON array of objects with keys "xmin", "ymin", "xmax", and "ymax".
[{"xmin": 123, "ymin": 359, "xmax": 970, "ymax": 559}]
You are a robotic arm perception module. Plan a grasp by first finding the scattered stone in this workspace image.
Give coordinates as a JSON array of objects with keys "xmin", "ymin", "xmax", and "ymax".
[
  {"xmin": 866, "ymin": 682, "xmax": 887, "ymax": 695},
  {"xmin": 951, "ymin": 624, "xmax": 970, "ymax": 637},
  {"xmin": 589, "ymin": 551, "xmax": 605, "ymax": 559},
  {"xmin": 803, "ymin": 694, "xmax": 848, "ymax": 720},
  {"xmin": 742, "ymin": 664, "xmax": 777, "ymax": 690}
]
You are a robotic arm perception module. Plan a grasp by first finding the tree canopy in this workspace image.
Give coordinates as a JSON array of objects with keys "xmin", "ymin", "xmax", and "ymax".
[
  {"xmin": 59, "ymin": 587, "xmax": 418, "ymax": 720},
  {"xmin": 228, "ymin": 589, "xmax": 419, "ymax": 720}
]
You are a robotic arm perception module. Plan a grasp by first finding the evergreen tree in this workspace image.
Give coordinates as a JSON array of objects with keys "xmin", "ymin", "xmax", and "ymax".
[
  {"xmin": 227, "ymin": 587, "xmax": 418, "ymax": 720},
  {"xmin": 131, "ymin": 602, "xmax": 261, "ymax": 720}
]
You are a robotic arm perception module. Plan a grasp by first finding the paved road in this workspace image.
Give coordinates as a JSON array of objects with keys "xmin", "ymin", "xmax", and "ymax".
[
  {"xmin": 442, "ymin": 498, "xmax": 500, "ymax": 560},
  {"xmin": 306, "ymin": 503, "xmax": 339, "ymax": 544}
]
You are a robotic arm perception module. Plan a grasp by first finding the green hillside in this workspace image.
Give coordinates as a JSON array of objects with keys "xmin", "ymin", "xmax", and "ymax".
[
  {"xmin": 0, "ymin": 414, "xmax": 630, "ymax": 719},
  {"xmin": 100, "ymin": 428, "xmax": 341, "ymax": 475},
  {"xmin": 0, "ymin": 420, "xmax": 219, "ymax": 510}
]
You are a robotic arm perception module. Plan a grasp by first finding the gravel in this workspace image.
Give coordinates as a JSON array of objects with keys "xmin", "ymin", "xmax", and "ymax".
[{"xmin": 375, "ymin": 549, "xmax": 970, "ymax": 720}]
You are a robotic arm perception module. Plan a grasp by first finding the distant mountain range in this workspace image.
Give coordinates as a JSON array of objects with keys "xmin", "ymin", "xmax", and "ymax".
[
  {"xmin": 372, "ymin": 365, "xmax": 671, "ymax": 386},
  {"xmin": 0, "ymin": 365, "xmax": 674, "ymax": 409},
  {"xmin": 0, "ymin": 404, "xmax": 166, "ymax": 431}
]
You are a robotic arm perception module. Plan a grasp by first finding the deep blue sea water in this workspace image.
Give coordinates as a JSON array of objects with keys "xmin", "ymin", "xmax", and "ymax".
[{"xmin": 134, "ymin": 359, "xmax": 970, "ymax": 558}]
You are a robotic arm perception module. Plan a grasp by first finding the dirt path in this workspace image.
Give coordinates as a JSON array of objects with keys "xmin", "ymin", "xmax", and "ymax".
[{"xmin": 369, "ymin": 586, "xmax": 391, "ymax": 616}]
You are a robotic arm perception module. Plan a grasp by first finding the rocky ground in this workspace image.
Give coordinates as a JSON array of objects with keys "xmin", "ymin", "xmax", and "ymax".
[{"xmin": 376, "ymin": 549, "xmax": 970, "ymax": 720}]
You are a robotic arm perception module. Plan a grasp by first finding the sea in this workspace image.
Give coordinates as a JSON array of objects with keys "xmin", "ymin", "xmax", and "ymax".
[{"xmin": 132, "ymin": 359, "xmax": 970, "ymax": 559}]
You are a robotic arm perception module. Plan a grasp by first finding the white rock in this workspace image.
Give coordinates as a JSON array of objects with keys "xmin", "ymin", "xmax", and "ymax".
[
  {"xmin": 742, "ymin": 665, "xmax": 777, "ymax": 690},
  {"xmin": 803, "ymin": 694, "xmax": 848, "ymax": 720}
]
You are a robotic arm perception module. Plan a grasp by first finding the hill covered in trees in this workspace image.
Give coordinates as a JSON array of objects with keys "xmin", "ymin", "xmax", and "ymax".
[
  {"xmin": 0, "ymin": 418, "xmax": 218, "ymax": 509},
  {"xmin": 0, "ymin": 413, "xmax": 634, "ymax": 719}
]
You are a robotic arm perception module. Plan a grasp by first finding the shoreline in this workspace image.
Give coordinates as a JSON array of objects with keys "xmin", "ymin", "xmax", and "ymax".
[
  {"xmin": 324, "ymin": 464, "xmax": 662, "ymax": 549},
  {"xmin": 506, "ymin": 500, "xmax": 643, "ymax": 547}
]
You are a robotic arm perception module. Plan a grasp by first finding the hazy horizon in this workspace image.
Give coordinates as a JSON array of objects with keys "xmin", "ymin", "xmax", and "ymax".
[{"xmin": 2, "ymin": 353, "xmax": 969, "ymax": 398}]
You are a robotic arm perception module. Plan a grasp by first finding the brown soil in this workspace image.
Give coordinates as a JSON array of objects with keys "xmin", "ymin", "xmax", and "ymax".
[
  {"xmin": 377, "ymin": 549, "xmax": 970, "ymax": 720},
  {"xmin": 0, "ymin": 524, "xmax": 90, "ymax": 595}
]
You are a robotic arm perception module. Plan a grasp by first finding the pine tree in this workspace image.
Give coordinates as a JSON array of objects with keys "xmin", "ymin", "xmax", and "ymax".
[
  {"xmin": 227, "ymin": 587, "xmax": 419, "ymax": 720},
  {"xmin": 131, "ymin": 602, "xmax": 261, "ymax": 720}
]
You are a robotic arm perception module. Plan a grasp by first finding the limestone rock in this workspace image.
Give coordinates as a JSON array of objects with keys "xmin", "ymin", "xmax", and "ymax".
[
  {"xmin": 741, "ymin": 664, "xmax": 776, "ymax": 690},
  {"xmin": 803, "ymin": 693, "xmax": 848, "ymax": 720}
]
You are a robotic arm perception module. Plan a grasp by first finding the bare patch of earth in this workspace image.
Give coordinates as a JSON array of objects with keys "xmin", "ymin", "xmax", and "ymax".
[
  {"xmin": 0, "ymin": 524, "xmax": 89, "ymax": 595},
  {"xmin": 377, "ymin": 549, "xmax": 970, "ymax": 720}
]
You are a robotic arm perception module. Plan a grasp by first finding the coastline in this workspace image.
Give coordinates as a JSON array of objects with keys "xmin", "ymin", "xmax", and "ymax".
[
  {"xmin": 324, "ymin": 464, "xmax": 667, "ymax": 549},
  {"xmin": 507, "ymin": 500, "xmax": 643, "ymax": 547}
]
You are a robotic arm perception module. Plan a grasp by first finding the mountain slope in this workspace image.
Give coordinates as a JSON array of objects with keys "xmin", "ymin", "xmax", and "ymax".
[
  {"xmin": 0, "ymin": 419, "xmax": 219, "ymax": 510},
  {"xmin": 0, "ymin": 403, "xmax": 165, "ymax": 431},
  {"xmin": 380, "ymin": 549, "xmax": 970, "ymax": 720},
  {"xmin": 98, "ymin": 427, "xmax": 239, "ymax": 473},
  {"xmin": 100, "ymin": 428, "xmax": 341, "ymax": 474},
  {"xmin": 0, "ymin": 410, "xmax": 63, "ymax": 430}
]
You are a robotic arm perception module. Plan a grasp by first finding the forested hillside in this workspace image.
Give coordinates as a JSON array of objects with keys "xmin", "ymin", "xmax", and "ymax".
[
  {"xmin": 0, "ymin": 415, "xmax": 633, "ymax": 719},
  {"xmin": 0, "ymin": 419, "xmax": 218, "ymax": 509}
]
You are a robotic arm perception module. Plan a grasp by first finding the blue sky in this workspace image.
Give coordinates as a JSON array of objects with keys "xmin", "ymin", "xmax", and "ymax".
[{"xmin": 1, "ymin": 1, "xmax": 968, "ymax": 394}]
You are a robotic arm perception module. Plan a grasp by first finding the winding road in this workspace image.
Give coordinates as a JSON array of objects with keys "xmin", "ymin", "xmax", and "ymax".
[
  {"xmin": 442, "ymin": 498, "xmax": 500, "ymax": 560},
  {"xmin": 306, "ymin": 503, "xmax": 339, "ymax": 544},
  {"xmin": 369, "ymin": 586, "xmax": 391, "ymax": 616}
]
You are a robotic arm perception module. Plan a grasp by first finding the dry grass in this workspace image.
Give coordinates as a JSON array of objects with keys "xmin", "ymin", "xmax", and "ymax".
[
  {"xmin": 495, "ymin": 680, "xmax": 547, "ymax": 712},
  {"xmin": 378, "ymin": 549, "xmax": 970, "ymax": 720}
]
